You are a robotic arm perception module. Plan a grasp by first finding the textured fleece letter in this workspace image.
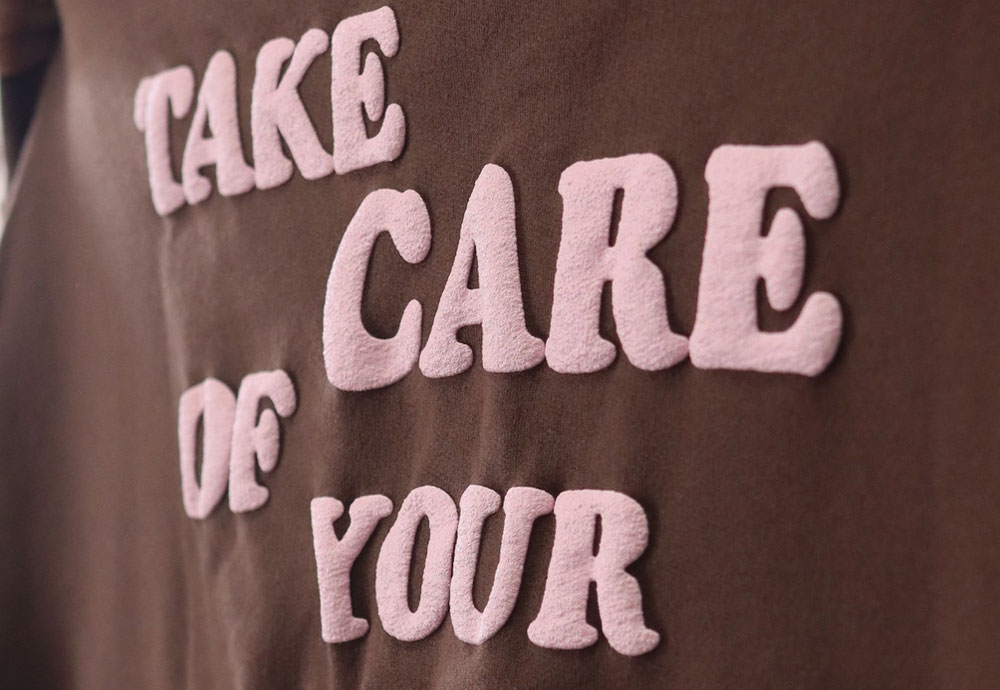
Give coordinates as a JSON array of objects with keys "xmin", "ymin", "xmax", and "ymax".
[
  {"xmin": 450, "ymin": 486, "xmax": 554, "ymax": 644},
  {"xmin": 323, "ymin": 188, "xmax": 431, "ymax": 391},
  {"xmin": 182, "ymin": 51, "xmax": 256, "ymax": 204},
  {"xmin": 134, "ymin": 67, "xmax": 194, "ymax": 215},
  {"xmin": 689, "ymin": 142, "xmax": 842, "ymax": 375},
  {"xmin": 228, "ymin": 370, "xmax": 297, "ymax": 513},
  {"xmin": 312, "ymin": 495, "xmax": 394, "ymax": 642},
  {"xmin": 376, "ymin": 486, "xmax": 458, "ymax": 641},
  {"xmin": 528, "ymin": 490, "xmax": 659, "ymax": 656},
  {"xmin": 420, "ymin": 164, "xmax": 545, "ymax": 377},
  {"xmin": 252, "ymin": 29, "xmax": 334, "ymax": 189},
  {"xmin": 177, "ymin": 379, "xmax": 236, "ymax": 520},
  {"xmin": 331, "ymin": 6, "xmax": 406, "ymax": 174},
  {"xmin": 547, "ymin": 154, "xmax": 688, "ymax": 373}
]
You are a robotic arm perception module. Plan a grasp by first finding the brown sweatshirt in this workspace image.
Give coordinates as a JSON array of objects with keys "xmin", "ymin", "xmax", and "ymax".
[{"xmin": 1, "ymin": 1, "xmax": 998, "ymax": 688}]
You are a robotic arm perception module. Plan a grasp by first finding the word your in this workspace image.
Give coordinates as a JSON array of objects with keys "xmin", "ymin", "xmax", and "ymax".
[
  {"xmin": 133, "ymin": 7, "xmax": 404, "ymax": 215},
  {"xmin": 311, "ymin": 485, "xmax": 659, "ymax": 656},
  {"xmin": 178, "ymin": 370, "xmax": 297, "ymax": 518},
  {"xmin": 324, "ymin": 144, "xmax": 844, "ymax": 391}
]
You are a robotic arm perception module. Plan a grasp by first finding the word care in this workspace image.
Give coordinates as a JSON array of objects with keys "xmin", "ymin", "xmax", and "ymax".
[{"xmin": 323, "ymin": 146, "xmax": 844, "ymax": 392}]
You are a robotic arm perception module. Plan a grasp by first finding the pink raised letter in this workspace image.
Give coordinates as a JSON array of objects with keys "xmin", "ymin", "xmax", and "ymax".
[
  {"xmin": 323, "ymin": 188, "xmax": 431, "ymax": 391},
  {"xmin": 547, "ymin": 154, "xmax": 688, "ymax": 373},
  {"xmin": 181, "ymin": 51, "xmax": 256, "ymax": 204},
  {"xmin": 689, "ymin": 142, "xmax": 842, "ymax": 376},
  {"xmin": 527, "ymin": 490, "xmax": 660, "ymax": 656},
  {"xmin": 251, "ymin": 29, "xmax": 334, "ymax": 190},
  {"xmin": 420, "ymin": 165, "xmax": 545, "ymax": 378},
  {"xmin": 177, "ymin": 378, "xmax": 237, "ymax": 520},
  {"xmin": 228, "ymin": 370, "xmax": 297, "ymax": 513},
  {"xmin": 375, "ymin": 486, "xmax": 458, "ymax": 641},
  {"xmin": 450, "ymin": 486, "xmax": 554, "ymax": 645},
  {"xmin": 311, "ymin": 495, "xmax": 394, "ymax": 643},
  {"xmin": 133, "ymin": 66, "xmax": 194, "ymax": 216},
  {"xmin": 331, "ymin": 6, "xmax": 406, "ymax": 174}
]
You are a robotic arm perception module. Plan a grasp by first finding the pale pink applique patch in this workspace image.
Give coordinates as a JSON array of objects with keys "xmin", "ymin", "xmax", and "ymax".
[
  {"xmin": 547, "ymin": 154, "xmax": 689, "ymax": 374},
  {"xmin": 323, "ymin": 188, "xmax": 431, "ymax": 391},
  {"xmin": 228, "ymin": 370, "xmax": 297, "ymax": 513},
  {"xmin": 375, "ymin": 486, "xmax": 458, "ymax": 641},
  {"xmin": 178, "ymin": 378, "xmax": 236, "ymax": 520},
  {"xmin": 177, "ymin": 370, "xmax": 297, "ymax": 519},
  {"xmin": 450, "ymin": 486, "xmax": 554, "ymax": 645},
  {"xmin": 528, "ymin": 490, "xmax": 660, "ymax": 656},
  {"xmin": 689, "ymin": 141, "xmax": 842, "ymax": 376},
  {"xmin": 331, "ymin": 6, "xmax": 406, "ymax": 174},
  {"xmin": 134, "ymin": 66, "xmax": 195, "ymax": 216},
  {"xmin": 310, "ymin": 485, "xmax": 661, "ymax": 655},
  {"xmin": 134, "ymin": 6, "xmax": 406, "ymax": 215},
  {"xmin": 252, "ymin": 29, "xmax": 335, "ymax": 190},
  {"xmin": 312, "ymin": 495, "xmax": 394, "ymax": 642},
  {"xmin": 182, "ymin": 50, "xmax": 256, "ymax": 205},
  {"xmin": 420, "ymin": 165, "xmax": 545, "ymax": 378}
]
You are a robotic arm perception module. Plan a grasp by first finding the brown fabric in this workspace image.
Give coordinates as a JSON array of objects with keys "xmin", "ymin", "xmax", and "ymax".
[{"xmin": 2, "ymin": 1, "xmax": 999, "ymax": 688}]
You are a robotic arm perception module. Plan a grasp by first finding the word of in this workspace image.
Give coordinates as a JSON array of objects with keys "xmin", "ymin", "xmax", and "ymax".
[{"xmin": 178, "ymin": 370, "xmax": 297, "ymax": 518}]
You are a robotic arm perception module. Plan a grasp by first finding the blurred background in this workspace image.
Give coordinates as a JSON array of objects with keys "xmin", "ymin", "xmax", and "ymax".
[{"xmin": 0, "ymin": 82, "xmax": 6, "ymax": 218}]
